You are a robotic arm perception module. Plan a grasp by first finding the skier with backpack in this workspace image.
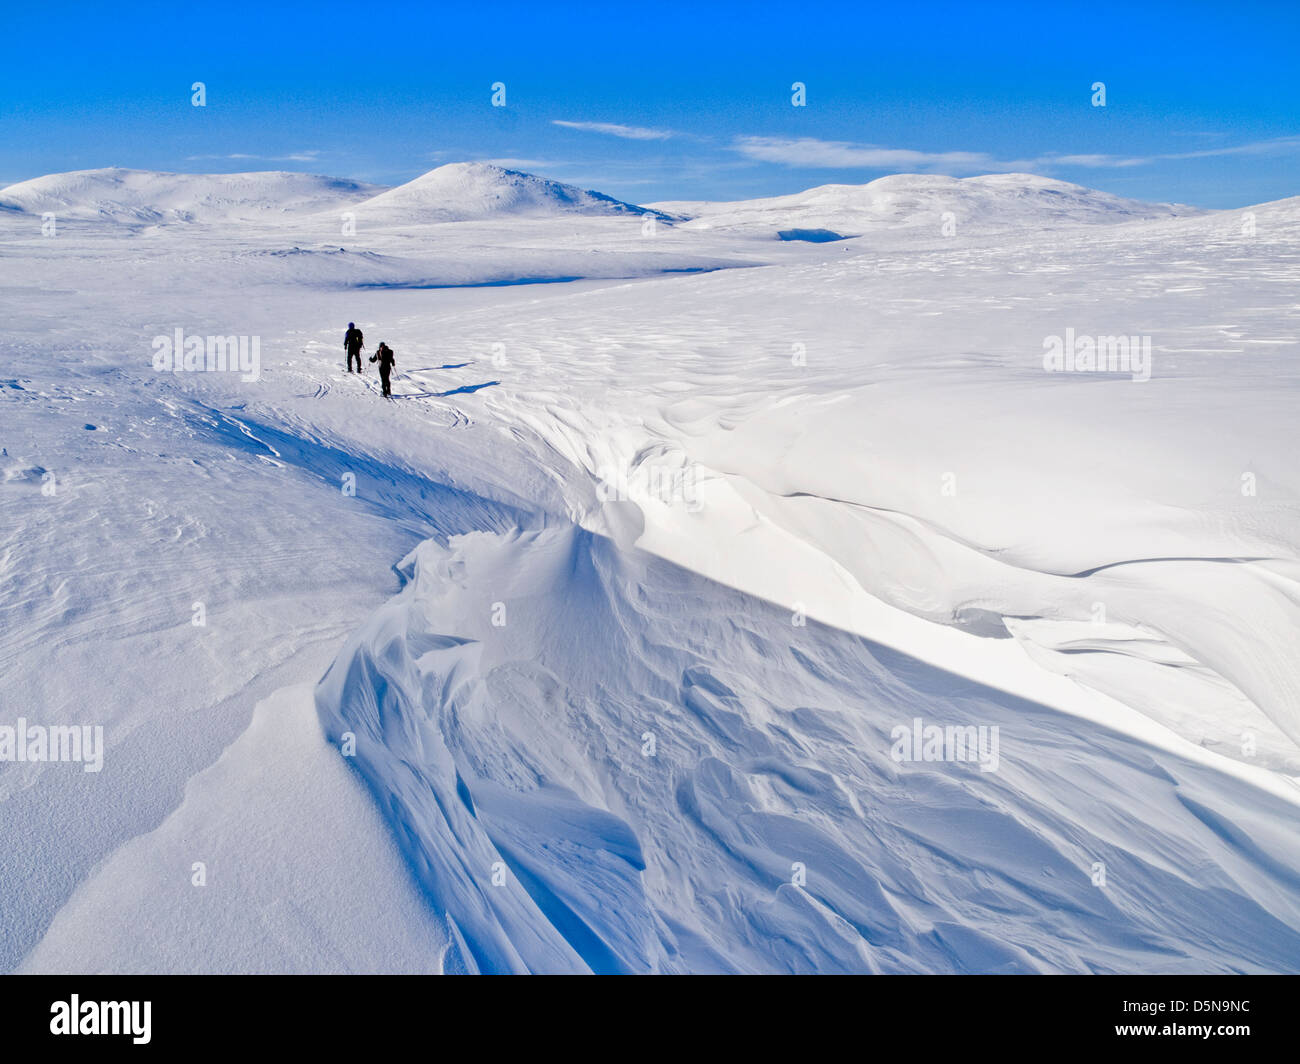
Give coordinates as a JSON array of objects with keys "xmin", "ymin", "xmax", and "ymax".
[
  {"xmin": 370, "ymin": 342, "xmax": 396, "ymax": 397},
  {"xmin": 343, "ymin": 322, "xmax": 365, "ymax": 373}
]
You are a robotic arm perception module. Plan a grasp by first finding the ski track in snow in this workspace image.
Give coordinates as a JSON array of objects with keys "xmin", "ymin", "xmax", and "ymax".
[{"xmin": 3, "ymin": 165, "xmax": 1300, "ymax": 973}]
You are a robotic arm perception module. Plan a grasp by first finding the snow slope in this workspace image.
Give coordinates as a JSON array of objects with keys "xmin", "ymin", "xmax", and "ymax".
[
  {"xmin": 312, "ymin": 524, "xmax": 1300, "ymax": 973},
  {"xmin": 19, "ymin": 685, "xmax": 458, "ymax": 974},
  {"xmin": 4, "ymin": 164, "xmax": 1299, "ymax": 974}
]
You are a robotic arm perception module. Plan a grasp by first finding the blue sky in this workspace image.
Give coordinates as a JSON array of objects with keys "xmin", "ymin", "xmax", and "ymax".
[{"xmin": 3, "ymin": 0, "xmax": 1297, "ymax": 207}]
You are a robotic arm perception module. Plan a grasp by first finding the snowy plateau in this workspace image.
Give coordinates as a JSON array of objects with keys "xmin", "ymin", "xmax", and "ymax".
[{"xmin": 2, "ymin": 161, "xmax": 1299, "ymax": 974}]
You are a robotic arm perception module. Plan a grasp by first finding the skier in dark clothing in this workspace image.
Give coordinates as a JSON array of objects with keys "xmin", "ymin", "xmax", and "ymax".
[
  {"xmin": 370, "ymin": 342, "xmax": 396, "ymax": 397},
  {"xmin": 344, "ymin": 322, "xmax": 365, "ymax": 373}
]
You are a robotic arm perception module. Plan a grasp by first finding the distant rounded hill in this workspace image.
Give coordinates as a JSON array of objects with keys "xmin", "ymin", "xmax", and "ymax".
[
  {"xmin": 349, "ymin": 162, "xmax": 670, "ymax": 224},
  {"xmin": 0, "ymin": 162, "xmax": 671, "ymax": 228},
  {"xmin": 0, "ymin": 163, "xmax": 1214, "ymax": 238},
  {"xmin": 650, "ymin": 172, "xmax": 1202, "ymax": 238},
  {"xmin": 0, "ymin": 167, "xmax": 383, "ymax": 224}
]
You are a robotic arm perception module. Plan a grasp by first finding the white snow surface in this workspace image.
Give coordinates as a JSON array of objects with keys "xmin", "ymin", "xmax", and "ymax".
[{"xmin": 3, "ymin": 163, "xmax": 1299, "ymax": 973}]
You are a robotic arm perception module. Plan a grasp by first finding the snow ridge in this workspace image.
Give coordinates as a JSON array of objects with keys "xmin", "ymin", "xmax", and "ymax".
[{"xmin": 314, "ymin": 524, "xmax": 1300, "ymax": 973}]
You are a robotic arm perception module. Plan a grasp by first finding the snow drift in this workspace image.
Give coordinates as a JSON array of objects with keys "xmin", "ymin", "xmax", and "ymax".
[{"xmin": 314, "ymin": 523, "xmax": 1300, "ymax": 973}]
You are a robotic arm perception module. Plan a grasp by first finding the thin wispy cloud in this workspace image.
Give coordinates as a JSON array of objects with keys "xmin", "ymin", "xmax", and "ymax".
[
  {"xmin": 185, "ymin": 151, "xmax": 323, "ymax": 163},
  {"xmin": 729, "ymin": 134, "xmax": 1300, "ymax": 175},
  {"xmin": 1149, "ymin": 135, "xmax": 1300, "ymax": 163},
  {"xmin": 1040, "ymin": 136, "xmax": 1300, "ymax": 169},
  {"xmin": 730, "ymin": 136, "xmax": 1032, "ymax": 173},
  {"xmin": 552, "ymin": 120, "xmax": 674, "ymax": 141},
  {"xmin": 1049, "ymin": 153, "xmax": 1146, "ymax": 168}
]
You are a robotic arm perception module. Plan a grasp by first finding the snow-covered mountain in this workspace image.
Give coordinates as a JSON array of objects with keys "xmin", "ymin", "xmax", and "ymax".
[
  {"xmin": 0, "ymin": 164, "xmax": 1196, "ymax": 238},
  {"xmin": 0, "ymin": 167, "xmax": 385, "ymax": 225},
  {"xmin": 651, "ymin": 172, "xmax": 1200, "ymax": 239},
  {"xmin": 348, "ymin": 162, "xmax": 670, "ymax": 224}
]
